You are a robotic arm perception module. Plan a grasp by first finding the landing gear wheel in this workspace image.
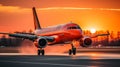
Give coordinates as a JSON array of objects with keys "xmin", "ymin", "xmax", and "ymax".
[
  {"xmin": 73, "ymin": 48, "xmax": 76, "ymax": 55},
  {"xmin": 68, "ymin": 48, "xmax": 76, "ymax": 55},
  {"xmin": 37, "ymin": 49, "xmax": 45, "ymax": 56},
  {"xmin": 41, "ymin": 49, "xmax": 45, "ymax": 56},
  {"xmin": 69, "ymin": 49, "xmax": 72, "ymax": 55},
  {"xmin": 69, "ymin": 42, "xmax": 77, "ymax": 55},
  {"xmin": 38, "ymin": 50, "xmax": 40, "ymax": 55}
]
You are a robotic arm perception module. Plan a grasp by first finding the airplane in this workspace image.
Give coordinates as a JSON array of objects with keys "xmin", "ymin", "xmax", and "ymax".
[{"xmin": 0, "ymin": 7, "xmax": 110, "ymax": 56}]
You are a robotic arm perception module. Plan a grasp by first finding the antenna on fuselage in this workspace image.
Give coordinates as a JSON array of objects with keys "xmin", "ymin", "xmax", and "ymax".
[{"xmin": 70, "ymin": 21, "xmax": 73, "ymax": 23}]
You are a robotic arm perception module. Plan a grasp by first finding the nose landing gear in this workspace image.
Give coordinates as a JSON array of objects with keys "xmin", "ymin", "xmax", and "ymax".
[{"xmin": 69, "ymin": 43, "xmax": 76, "ymax": 55}]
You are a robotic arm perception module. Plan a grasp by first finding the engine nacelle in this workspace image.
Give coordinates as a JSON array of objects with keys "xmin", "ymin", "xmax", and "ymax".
[
  {"xmin": 37, "ymin": 38, "xmax": 47, "ymax": 48},
  {"xmin": 80, "ymin": 37, "xmax": 92, "ymax": 47},
  {"xmin": 34, "ymin": 36, "xmax": 55, "ymax": 48}
]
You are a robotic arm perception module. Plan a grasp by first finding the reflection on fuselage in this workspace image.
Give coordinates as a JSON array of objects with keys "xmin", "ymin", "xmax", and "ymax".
[{"xmin": 35, "ymin": 23, "xmax": 82, "ymax": 35}]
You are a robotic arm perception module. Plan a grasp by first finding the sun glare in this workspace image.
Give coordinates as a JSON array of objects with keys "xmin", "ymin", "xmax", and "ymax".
[{"xmin": 90, "ymin": 28, "xmax": 96, "ymax": 33}]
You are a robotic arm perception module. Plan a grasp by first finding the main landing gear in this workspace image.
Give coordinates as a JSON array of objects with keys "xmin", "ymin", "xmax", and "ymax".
[
  {"xmin": 69, "ymin": 43, "xmax": 76, "ymax": 55},
  {"xmin": 37, "ymin": 48, "xmax": 45, "ymax": 56}
]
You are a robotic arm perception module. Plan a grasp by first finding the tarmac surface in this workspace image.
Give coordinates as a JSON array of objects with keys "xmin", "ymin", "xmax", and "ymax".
[{"xmin": 0, "ymin": 53, "xmax": 120, "ymax": 67}]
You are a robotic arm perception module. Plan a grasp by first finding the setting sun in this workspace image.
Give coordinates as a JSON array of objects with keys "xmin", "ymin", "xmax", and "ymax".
[{"xmin": 90, "ymin": 28, "xmax": 96, "ymax": 33}]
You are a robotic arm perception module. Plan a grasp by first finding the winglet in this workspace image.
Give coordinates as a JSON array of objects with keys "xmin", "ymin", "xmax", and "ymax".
[{"xmin": 32, "ymin": 7, "xmax": 41, "ymax": 30}]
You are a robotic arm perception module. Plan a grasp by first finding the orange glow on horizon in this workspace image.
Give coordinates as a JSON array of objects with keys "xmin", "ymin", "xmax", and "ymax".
[
  {"xmin": 0, "ymin": 1, "xmax": 120, "ymax": 32},
  {"xmin": 90, "ymin": 28, "xmax": 96, "ymax": 34}
]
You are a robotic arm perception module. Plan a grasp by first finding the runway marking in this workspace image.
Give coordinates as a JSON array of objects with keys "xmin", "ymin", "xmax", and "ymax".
[
  {"xmin": 27, "ymin": 57, "xmax": 71, "ymax": 61},
  {"xmin": 1, "ymin": 53, "xmax": 120, "ymax": 59},
  {"xmin": 0, "ymin": 60, "xmax": 90, "ymax": 67}
]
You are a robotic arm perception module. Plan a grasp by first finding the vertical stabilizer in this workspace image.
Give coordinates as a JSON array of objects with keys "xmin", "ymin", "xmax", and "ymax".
[{"xmin": 32, "ymin": 7, "xmax": 41, "ymax": 29}]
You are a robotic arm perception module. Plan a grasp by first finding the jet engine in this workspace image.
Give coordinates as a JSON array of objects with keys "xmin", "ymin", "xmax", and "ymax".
[
  {"xmin": 37, "ymin": 38, "xmax": 47, "ymax": 48},
  {"xmin": 34, "ymin": 36, "xmax": 55, "ymax": 48},
  {"xmin": 80, "ymin": 37, "xmax": 92, "ymax": 47}
]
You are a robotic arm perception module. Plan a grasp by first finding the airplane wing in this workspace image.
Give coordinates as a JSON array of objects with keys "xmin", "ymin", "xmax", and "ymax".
[
  {"xmin": 14, "ymin": 32, "xmax": 35, "ymax": 35},
  {"xmin": 91, "ymin": 31, "xmax": 110, "ymax": 38},
  {"xmin": 0, "ymin": 32, "xmax": 55, "ymax": 42},
  {"xmin": 0, "ymin": 32, "xmax": 37, "ymax": 41}
]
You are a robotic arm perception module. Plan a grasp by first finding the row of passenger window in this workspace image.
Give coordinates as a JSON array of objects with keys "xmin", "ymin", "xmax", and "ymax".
[{"xmin": 67, "ymin": 26, "xmax": 81, "ymax": 29}]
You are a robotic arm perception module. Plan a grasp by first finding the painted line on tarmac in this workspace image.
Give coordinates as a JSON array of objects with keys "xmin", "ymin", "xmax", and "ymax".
[
  {"xmin": 23, "ymin": 57, "xmax": 71, "ymax": 61},
  {"xmin": 0, "ymin": 60, "xmax": 90, "ymax": 67}
]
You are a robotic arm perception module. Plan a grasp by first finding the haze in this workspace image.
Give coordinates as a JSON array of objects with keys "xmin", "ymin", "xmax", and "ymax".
[{"xmin": 0, "ymin": 0, "xmax": 120, "ymax": 32}]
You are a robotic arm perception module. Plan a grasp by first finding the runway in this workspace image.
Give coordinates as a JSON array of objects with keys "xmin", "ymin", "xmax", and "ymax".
[{"xmin": 0, "ymin": 53, "xmax": 120, "ymax": 67}]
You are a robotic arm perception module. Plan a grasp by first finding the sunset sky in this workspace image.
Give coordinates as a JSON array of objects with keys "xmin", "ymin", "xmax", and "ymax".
[{"xmin": 0, "ymin": 0, "xmax": 120, "ymax": 32}]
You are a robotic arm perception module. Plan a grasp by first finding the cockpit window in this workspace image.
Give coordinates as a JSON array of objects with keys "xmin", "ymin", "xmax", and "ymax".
[
  {"xmin": 67, "ymin": 26, "xmax": 81, "ymax": 29},
  {"xmin": 76, "ymin": 26, "xmax": 81, "ymax": 29}
]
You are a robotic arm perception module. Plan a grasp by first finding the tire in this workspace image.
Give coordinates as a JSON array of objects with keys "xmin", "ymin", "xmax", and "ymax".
[
  {"xmin": 41, "ymin": 50, "xmax": 45, "ymax": 56},
  {"xmin": 73, "ymin": 48, "xmax": 76, "ymax": 55},
  {"xmin": 38, "ymin": 50, "xmax": 40, "ymax": 55},
  {"xmin": 69, "ymin": 49, "xmax": 72, "ymax": 55}
]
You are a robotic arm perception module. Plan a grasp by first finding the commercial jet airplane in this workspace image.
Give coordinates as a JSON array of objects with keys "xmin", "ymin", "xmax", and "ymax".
[{"xmin": 0, "ymin": 7, "xmax": 109, "ymax": 55}]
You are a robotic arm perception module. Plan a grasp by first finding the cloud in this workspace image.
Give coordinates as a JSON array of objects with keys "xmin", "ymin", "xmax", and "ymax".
[
  {"xmin": 38, "ymin": 7, "xmax": 120, "ymax": 11},
  {"xmin": 0, "ymin": 0, "xmax": 119, "ymax": 9},
  {"xmin": 0, "ymin": 4, "xmax": 30, "ymax": 13},
  {"xmin": 0, "ymin": 4, "xmax": 120, "ymax": 13},
  {"xmin": 99, "ymin": 8, "xmax": 120, "ymax": 11}
]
